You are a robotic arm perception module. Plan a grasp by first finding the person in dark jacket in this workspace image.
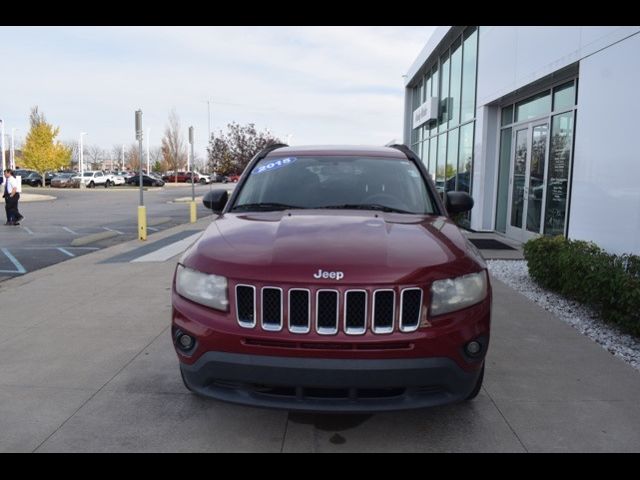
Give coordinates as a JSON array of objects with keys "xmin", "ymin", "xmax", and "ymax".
[{"xmin": 3, "ymin": 169, "xmax": 23, "ymax": 225}]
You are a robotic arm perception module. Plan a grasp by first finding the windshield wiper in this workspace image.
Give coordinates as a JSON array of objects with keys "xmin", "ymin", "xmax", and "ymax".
[
  {"xmin": 231, "ymin": 202, "xmax": 306, "ymax": 212},
  {"xmin": 313, "ymin": 204, "xmax": 414, "ymax": 214}
]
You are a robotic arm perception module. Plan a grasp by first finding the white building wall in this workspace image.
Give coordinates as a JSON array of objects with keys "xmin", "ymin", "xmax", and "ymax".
[
  {"xmin": 476, "ymin": 26, "xmax": 640, "ymax": 106},
  {"xmin": 569, "ymin": 32, "xmax": 640, "ymax": 254}
]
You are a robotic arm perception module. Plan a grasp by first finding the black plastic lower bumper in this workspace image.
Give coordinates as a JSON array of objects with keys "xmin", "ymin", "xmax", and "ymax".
[{"xmin": 180, "ymin": 352, "xmax": 482, "ymax": 413}]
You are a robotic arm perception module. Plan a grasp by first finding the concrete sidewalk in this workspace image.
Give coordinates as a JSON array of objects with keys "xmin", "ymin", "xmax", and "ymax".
[{"xmin": 1, "ymin": 219, "xmax": 639, "ymax": 452}]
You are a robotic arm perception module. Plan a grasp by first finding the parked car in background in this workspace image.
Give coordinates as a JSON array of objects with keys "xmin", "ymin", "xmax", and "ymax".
[
  {"xmin": 227, "ymin": 174, "xmax": 240, "ymax": 183},
  {"xmin": 127, "ymin": 174, "xmax": 165, "ymax": 187},
  {"xmin": 73, "ymin": 171, "xmax": 112, "ymax": 188},
  {"xmin": 17, "ymin": 170, "xmax": 45, "ymax": 187},
  {"xmin": 197, "ymin": 173, "xmax": 211, "ymax": 185},
  {"xmin": 210, "ymin": 173, "xmax": 226, "ymax": 183},
  {"xmin": 51, "ymin": 173, "xmax": 80, "ymax": 188},
  {"xmin": 104, "ymin": 172, "xmax": 126, "ymax": 186},
  {"xmin": 162, "ymin": 171, "xmax": 200, "ymax": 183}
]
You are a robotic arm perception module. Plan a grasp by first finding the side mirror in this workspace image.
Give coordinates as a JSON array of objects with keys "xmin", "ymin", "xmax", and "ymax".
[
  {"xmin": 445, "ymin": 191, "xmax": 474, "ymax": 215},
  {"xmin": 203, "ymin": 189, "xmax": 228, "ymax": 213}
]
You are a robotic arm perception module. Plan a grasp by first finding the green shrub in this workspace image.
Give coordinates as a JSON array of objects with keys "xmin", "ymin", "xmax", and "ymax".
[{"xmin": 523, "ymin": 236, "xmax": 640, "ymax": 337}]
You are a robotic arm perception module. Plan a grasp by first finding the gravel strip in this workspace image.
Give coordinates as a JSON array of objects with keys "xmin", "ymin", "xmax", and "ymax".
[{"xmin": 487, "ymin": 259, "xmax": 640, "ymax": 372}]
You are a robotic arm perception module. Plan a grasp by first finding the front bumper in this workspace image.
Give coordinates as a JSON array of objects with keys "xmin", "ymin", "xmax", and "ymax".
[{"xmin": 180, "ymin": 351, "xmax": 482, "ymax": 413}]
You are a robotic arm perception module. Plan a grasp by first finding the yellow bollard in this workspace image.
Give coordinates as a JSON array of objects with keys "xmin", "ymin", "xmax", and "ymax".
[
  {"xmin": 138, "ymin": 206, "xmax": 147, "ymax": 241},
  {"xmin": 190, "ymin": 201, "xmax": 197, "ymax": 224}
]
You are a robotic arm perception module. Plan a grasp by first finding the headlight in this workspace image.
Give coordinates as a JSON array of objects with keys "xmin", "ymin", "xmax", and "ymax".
[
  {"xmin": 175, "ymin": 265, "xmax": 229, "ymax": 311},
  {"xmin": 430, "ymin": 271, "xmax": 488, "ymax": 316}
]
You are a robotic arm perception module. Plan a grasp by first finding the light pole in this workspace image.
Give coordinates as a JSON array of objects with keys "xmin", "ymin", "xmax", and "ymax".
[
  {"xmin": 146, "ymin": 127, "xmax": 151, "ymax": 175},
  {"xmin": 79, "ymin": 132, "xmax": 87, "ymax": 189},
  {"xmin": 135, "ymin": 110, "xmax": 147, "ymax": 241},
  {"xmin": 11, "ymin": 128, "xmax": 18, "ymax": 170},
  {"xmin": 0, "ymin": 119, "xmax": 5, "ymax": 172},
  {"xmin": 189, "ymin": 126, "xmax": 196, "ymax": 224}
]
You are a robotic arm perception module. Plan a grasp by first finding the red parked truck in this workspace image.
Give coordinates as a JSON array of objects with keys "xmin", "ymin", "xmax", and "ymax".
[{"xmin": 171, "ymin": 144, "xmax": 491, "ymax": 412}]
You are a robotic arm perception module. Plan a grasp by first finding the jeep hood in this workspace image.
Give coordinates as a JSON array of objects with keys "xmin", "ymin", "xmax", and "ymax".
[{"xmin": 183, "ymin": 211, "xmax": 484, "ymax": 285}]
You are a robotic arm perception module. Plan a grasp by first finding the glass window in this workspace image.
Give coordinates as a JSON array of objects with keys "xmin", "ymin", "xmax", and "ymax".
[
  {"xmin": 544, "ymin": 112, "xmax": 574, "ymax": 235},
  {"xmin": 430, "ymin": 65, "xmax": 439, "ymax": 138},
  {"xmin": 495, "ymin": 127, "xmax": 512, "ymax": 233},
  {"xmin": 449, "ymin": 38, "xmax": 463, "ymax": 127},
  {"xmin": 422, "ymin": 139, "xmax": 429, "ymax": 166},
  {"xmin": 553, "ymin": 81, "xmax": 575, "ymax": 112},
  {"xmin": 501, "ymin": 105, "xmax": 514, "ymax": 126},
  {"xmin": 445, "ymin": 128, "xmax": 459, "ymax": 192},
  {"xmin": 233, "ymin": 156, "xmax": 437, "ymax": 215},
  {"xmin": 428, "ymin": 136, "xmax": 438, "ymax": 181},
  {"xmin": 515, "ymin": 90, "xmax": 551, "ymax": 122},
  {"xmin": 436, "ymin": 132, "xmax": 447, "ymax": 192},
  {"xmin": 457, "ymin": 123, "xmax": 474, "ymax": 194},
  {"xmin": 439, "ymin": 52, "xmax": 450, "ymax": 133},
  {"xmin": 461, "ymin": 27, "xmax": 478, "ymax": 123}
]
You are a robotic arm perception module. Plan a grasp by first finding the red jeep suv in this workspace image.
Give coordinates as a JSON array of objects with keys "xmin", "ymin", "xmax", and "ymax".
[{"xmin": 171, "ymin": 144, "xmax": 491, "ymax": 412}]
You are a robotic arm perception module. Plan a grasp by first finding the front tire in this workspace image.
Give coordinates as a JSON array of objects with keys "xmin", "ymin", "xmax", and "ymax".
[
  {"xmin": 465, "ymin": 363, "xmax": 485, "ymax": 400},
  {"xmin": 105, "ymin": 180, "xmax": 111, "ymax": 188},
  {"xmin": 89, "ymin": 181, "xmax": 95, "ymax": 188}
]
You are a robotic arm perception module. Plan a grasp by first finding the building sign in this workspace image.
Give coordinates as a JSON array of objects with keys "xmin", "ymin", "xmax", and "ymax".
[{"xmin": 413, "ymin": 97, "xmax": 438, "ymax": 129}]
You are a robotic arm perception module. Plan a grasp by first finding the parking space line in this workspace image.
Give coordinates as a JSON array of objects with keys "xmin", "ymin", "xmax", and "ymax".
[
  {"xmin": 147, "ymin": 227, "xmax": 159, "ymax": 232},
  {"xmin": 57, "ymin": 248, "xmax": 76, "ymax": 257},
  {"xmin": 0, "ymin": 248, "xmax": 27, "ymax": 274},
  {"xmin": 62, "ymin": 227, "xmax": 79, "ymax": 235},
  {"xmin": 103, "ymin": 227, "xmax": 124, "ymax": 235},
  {"xmin": 22, "ymin": 226, "xmax": 34, "ymax": 235}
]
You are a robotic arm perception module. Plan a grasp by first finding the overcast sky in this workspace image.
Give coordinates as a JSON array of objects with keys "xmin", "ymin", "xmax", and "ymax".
[{"xmin": 0, "ymin": 26, "xmax": 435, "ymax": 159}]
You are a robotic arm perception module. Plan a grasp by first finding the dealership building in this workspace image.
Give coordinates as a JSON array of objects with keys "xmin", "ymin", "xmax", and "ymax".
[{"xmin": 403, "ymin": 26, "xmax": 640, "ymax": 254}]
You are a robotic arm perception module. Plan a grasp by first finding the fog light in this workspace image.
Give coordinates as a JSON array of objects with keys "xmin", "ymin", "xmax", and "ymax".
[
  {"xmin": 177, "ymin": 333, "xmax": 195, "ymax": 350},
  {"xmin": 465, "ymin": 341, "xmax": 482, "ymax": 356}
]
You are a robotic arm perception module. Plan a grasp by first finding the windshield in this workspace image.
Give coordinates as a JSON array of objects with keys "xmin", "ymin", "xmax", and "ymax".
[
  {"xmin": 232, "ymin": 155, "xmax": 436, "ymax": 214},
  {"xmin": 83, "ymin": 172, "xmax": 93, "ymax": 177}
]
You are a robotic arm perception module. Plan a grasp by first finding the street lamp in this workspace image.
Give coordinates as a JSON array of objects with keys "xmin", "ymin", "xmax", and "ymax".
[
  {"xmin": 79, "ymin": 132, "xmax": 87, "ymax": 189},
  {"xmin": 146, "ymin": 127, "xmax": 151, "ymax": 175},
  {"xmin": 11, "ymin": 128, "xmax": 19, "ymax": 170}
]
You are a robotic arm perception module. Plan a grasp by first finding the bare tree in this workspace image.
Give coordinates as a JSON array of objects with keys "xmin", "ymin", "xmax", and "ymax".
[
  {"xmin": 126, "ymin": 143, "xmax": 141, "ymax": 171},
  {"xmin": 150, "ymin": 146, "xmax": 165, "ymax": 172},
  {"xmin": 86, "ymin": 145, "xmax": 106, "ymax": 170},
  {"xmin": 112, "ymin": 145, "xmax": 125, "ymax": 171},
  {"xmin": 161, "ymin": 109, "xmax": 187, "ymax": 182}
]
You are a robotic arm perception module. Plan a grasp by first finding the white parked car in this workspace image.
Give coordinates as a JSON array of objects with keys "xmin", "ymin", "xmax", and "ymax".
[
  {"xmin": 73, "ymin": 171, "xmax": 117, "ymax": 188},
  {"xmin": 105, "ymin": 172, "xmax": 126, "ymax": 186},
  {"xmin": 197, "ymin": 172, "xmax": 211, "ymax": 184}
]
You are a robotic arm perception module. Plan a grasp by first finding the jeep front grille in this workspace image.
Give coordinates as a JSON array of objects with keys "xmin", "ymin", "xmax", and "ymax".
[{"xmin": 234, "ymin": 284, "xmax": 424, "ymax": 335}]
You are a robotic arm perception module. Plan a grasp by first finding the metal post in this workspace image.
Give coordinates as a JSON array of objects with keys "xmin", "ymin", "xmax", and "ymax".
[
  {"xmin": 189, "ymin": 126, "xmax": 196, "ymax": 223},
  {"xmin": 146, "ymin": 127, "xmax": 150, "ymax": 174},
  {"xmin": 136, "ymin": 110, "xmax": 147, "ymax": 240},
  {"xmin": 10, "ymin": 128, "xmax": 16, "ymax": 170},
  {"xmin": 0, "ymin": 120, "xmax": 5, "ymax": 172}
]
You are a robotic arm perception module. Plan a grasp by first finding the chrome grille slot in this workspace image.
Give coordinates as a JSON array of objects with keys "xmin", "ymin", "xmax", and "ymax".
[
  {"xmin": 288, "ymin": 289, "xmax": 310, "ymax": 334},
  {"xmin": 373, "ymin": 290, "xmax": 395, "ymax": 334},
  {"xmin": 316, "ymin": 290, "xmax": 339, "ymax": 335},
  {"xmin": 236, "ymin": 285, "xmax": 256, "ymax": 328},
  {"xmin": 400, "ymin": 288, "xmax": 423, "ymax": 332},
  {"xmin": 261, "ymin": 287, "xmax": 283, "ymax": 331},
  {"xmin": 344, "ymin": 290, "xmax": 367, "ymax": 335}
]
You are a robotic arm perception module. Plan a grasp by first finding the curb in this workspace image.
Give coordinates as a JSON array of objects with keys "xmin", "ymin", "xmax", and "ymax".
[{"xmin": 20, "ymin": 194, "xmax": 57, "ymax": 203}]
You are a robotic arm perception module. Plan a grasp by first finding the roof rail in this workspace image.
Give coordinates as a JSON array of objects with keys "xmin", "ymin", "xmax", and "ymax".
[
  {"xmin": 387, "ymin": 144, "xmax": 418, "ymax": 162},
  {"xmin": 253, "ymin": 143, "xmax": 289, "ymax": 162}
]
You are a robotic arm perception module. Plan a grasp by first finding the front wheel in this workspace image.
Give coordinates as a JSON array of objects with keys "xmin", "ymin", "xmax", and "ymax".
[
  {"xmin": 465, "ymin": 363, "xmax": 485, "ymax": 400},
  {"xmin": 105, "ymin": 180, "xmax": 111, "ymax": 188},
  {"xmin": 89, "ymin": 181, "xmax": 95, "ymax": 188}
]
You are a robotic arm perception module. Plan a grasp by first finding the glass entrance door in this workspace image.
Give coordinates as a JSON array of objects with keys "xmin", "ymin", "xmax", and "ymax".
[{"xmin": 506, "ymin": 122, "xmax": 549, "ymax": 242}]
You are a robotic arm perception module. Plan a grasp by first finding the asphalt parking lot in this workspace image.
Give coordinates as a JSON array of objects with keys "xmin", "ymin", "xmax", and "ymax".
[
  {"xmin": 0, "ymin": 183, "xmax": 233, "ymax": 282},
  {"xmin": 1, "ymin": 219, "xmax": 640, "ymax": 452}
]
